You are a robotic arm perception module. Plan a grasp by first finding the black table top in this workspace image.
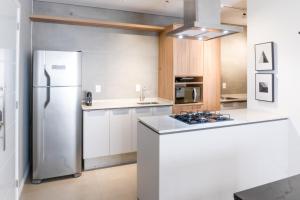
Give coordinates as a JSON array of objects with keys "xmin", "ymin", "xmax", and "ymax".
[{"xmin": 234, "ymin": 174, "xmax": 300, "ymax": 200}]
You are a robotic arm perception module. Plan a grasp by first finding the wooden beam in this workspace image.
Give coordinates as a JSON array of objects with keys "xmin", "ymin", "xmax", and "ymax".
[{"xmin": 30, "ymin": 15, "xmax": 166, "ymax": 32}]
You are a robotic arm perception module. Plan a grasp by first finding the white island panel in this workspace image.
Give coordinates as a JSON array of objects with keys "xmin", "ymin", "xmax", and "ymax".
[{"xmin": 137, "ymin": 114, "xmax": 298, "ymax": 200}]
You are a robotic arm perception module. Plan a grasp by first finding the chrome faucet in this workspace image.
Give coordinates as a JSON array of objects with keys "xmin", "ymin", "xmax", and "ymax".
[{"xmin": 139, "ymin": 86, "xmax": 146, "ymax": 102}]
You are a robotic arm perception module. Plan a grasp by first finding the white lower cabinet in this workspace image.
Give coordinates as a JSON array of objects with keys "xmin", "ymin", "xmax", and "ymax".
[
  {"xmin": 109, "ymin": 108, "xmax": 132, "ymax": 155},
  {"xmin": 83, "ymin": 110, "xmax": 110, "ymax": 159},
  {"xmin": 83, "ymin": 106, "xmax": 172, "ymax": 158},
  {"xmin": 132, "ymin": 107, "xmax": 153, "ymax": 152}
]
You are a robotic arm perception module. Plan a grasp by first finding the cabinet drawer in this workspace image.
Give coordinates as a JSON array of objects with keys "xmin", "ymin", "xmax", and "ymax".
[
  {"xmin": 173, "ymin": 104, "xmax": 204, "ymax": 114},
  {"xmin": 193, "ymin": 104, "xmax": 204, "ymax": 112},
  {"xmin": 173, "ymin": 105, "xmax": 193, "ymax": 114}
]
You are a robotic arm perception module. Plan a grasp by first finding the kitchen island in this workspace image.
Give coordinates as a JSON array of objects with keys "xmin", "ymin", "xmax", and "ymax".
[{"xmin": 137, "ymin": 109, "xmax": 300, "ymax": 200}]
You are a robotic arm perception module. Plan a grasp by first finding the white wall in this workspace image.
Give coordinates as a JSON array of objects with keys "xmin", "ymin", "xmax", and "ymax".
[
  {"xmin": 247, "ymin": 0, "xmax": 300, "ymax": 131},
  {"xmin": 0, "ymin": 1, "xmax": 18, "ymax": 199}
]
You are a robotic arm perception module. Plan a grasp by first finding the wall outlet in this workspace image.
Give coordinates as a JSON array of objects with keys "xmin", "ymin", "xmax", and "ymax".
[
  {"xmin": 222, "ymin": 82, "xmax": 227, "ymax": 89},
  {"xmin": 136, "ymin": 84, "xmax": 141, "ymax": 92},
  {"xmin": 95, "ymin": 85, "xmax": 102, "ymax": 93}
]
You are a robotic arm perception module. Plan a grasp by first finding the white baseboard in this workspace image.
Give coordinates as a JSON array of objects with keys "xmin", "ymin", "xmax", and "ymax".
[{"xmin": 19, "ymin": 163, "xmax": 30, "ymax": 197}]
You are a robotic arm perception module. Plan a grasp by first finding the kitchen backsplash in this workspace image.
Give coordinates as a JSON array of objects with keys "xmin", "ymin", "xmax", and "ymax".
[{"xmin": 221, "ymin": 30, "xmax": 247, "ymax": 95}]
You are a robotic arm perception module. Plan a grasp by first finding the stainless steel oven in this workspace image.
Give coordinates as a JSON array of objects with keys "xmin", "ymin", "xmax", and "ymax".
[{"xmin": 175, "ymin": 86, "xmax": 201, "ymax": 104}]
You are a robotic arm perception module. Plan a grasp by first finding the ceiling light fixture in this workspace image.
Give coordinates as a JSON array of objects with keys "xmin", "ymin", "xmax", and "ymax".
[{"xmin": 178, "ymin": 35, "xmax": 183, "ymax": 39}]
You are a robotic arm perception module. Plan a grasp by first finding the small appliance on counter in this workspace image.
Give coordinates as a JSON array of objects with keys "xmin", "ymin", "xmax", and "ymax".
[{"xmin": 85, "ymin": 91, "xmax": 93, "ymax": 106}]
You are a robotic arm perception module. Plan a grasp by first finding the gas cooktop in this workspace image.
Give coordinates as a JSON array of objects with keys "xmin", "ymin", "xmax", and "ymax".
[{"xmin": 172, "ymin": 111, "xmax": 233, "ymax": 125}]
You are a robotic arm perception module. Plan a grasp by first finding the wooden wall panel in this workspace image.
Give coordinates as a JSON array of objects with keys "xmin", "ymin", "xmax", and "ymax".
[
  {"xmin": 158, "ymin": 25, "xmax": 175, "ymax": 101},
  {"xmin": 189, "ymin": 40, "xmax": 204, "ymax": 76},
  {"xmin": 203, "ymin": 39, "xmax": 221, "ymax": 111}
]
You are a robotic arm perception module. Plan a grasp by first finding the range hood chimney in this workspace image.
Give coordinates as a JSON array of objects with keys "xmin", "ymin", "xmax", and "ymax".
[{"xmin": 168, "ymin": 0, "xmax": 243, "ymax": 40}]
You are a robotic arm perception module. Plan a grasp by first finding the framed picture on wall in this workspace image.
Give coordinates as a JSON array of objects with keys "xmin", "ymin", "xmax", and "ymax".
[
  {"xmin": 255, "ymin": 73, "xmax": 274, "ymax": 102},
  {"xmin": 255, "ymin": 42, "xmax": 274, "ymax": 71}
]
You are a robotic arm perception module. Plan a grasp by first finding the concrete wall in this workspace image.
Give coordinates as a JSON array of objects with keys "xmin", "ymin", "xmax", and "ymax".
[
  {"xmin": 19, "ymin": 0, "xmax": 32, "ymax": 189},
  {"xmin": 221, "ymin": 30, "xmax": 247, "ymax": 95},
  {"xmin": 247, "ymin": 0, "xmax": 300, "ymax": 134},
  {"xmin": 32, "ymin": 1, "xmax": 181, "ymax": 99}
]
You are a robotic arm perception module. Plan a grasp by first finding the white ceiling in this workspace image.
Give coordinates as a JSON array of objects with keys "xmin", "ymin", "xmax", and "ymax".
[{"xmin": 37, "ymin": 0, "xmax": 247, "ymax": 25}]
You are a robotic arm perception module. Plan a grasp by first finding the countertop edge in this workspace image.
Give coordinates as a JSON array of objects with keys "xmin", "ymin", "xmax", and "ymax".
[
  {"xmin": 139, "ymin": 117, "xmax": 289, "ymax": 135},
  {"xmin": 82, "ymin": 103, "xmax": 173, "ymax": 111}
]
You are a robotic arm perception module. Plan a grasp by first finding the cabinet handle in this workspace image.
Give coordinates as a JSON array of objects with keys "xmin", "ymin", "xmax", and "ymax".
[{"xmin": 0, "ymin": 86, "xmax": 6, "ymax": 151}]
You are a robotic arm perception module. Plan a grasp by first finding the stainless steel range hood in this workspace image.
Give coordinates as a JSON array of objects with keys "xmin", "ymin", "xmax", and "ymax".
[{"xmin": 168, "ymin": 0, "xmax": 243, "ymax": 40}]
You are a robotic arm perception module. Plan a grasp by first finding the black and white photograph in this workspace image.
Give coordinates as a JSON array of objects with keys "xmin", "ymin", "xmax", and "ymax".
[
  {"xmin": 255, "ymin": 73, "xmax": 274, "ymax": 102},
  {"xmin": 255, "ymin": 42, "xmax": 274, "ymax": 71}
]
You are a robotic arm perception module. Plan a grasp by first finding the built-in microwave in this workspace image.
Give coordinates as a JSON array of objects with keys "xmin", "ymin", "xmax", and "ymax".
[{"xmin": 175, "ymin": 86, "xmax": 201, "ymax": 104}]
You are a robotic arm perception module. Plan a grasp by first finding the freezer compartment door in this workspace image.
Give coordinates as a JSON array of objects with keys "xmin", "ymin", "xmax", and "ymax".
[
  {"xmin": 32, "ymin": 86, "xmax": 82, "ymax": 180},
  {"xmin": 33, "ymin": 50, "xmax": 82, "ymax": 87}
]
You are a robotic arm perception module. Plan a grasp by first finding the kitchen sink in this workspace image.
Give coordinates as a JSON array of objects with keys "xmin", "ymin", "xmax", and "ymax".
[{"xmin": 137, "ymin": 102, "xmax": 159, "ymax": 105}]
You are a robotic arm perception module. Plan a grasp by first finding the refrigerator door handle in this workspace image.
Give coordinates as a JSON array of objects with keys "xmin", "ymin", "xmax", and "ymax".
[
  {"xmin": 44, "ymin": 69, "xmax": 50, "ymax": 108},
  {"xmin": 0, "ymin": 86, "xmax": 5, "ymax": 151}
]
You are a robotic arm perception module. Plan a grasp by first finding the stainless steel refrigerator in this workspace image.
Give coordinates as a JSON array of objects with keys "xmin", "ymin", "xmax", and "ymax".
[{"xmin": 32, "ymin": 50, "xmax": 82, "ymax": 184}]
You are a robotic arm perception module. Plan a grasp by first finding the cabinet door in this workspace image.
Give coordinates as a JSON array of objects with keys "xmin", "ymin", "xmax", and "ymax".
[
  {"xmin": 110, "ymin": 109, "xmax": 132, "ymax": 155},
  {"xmin": 173, "ymin": 38, "xmax": 189, "ymax": 76},
  {"xmin": 152, "ymin": 106, "xmax": 172, "ymax": 116},
  {"xmin": 203, "ymin": 39, "xmax": 221, "ymax": 111},
  {"xmin": 83, "ymin": 110, "xmax": 109, "ymax": 159},
  {"xmin": 189, "ymin": 40, "xmax": 204, "ymax": 76},
  {"xmin": 132, "ymin": 107, "xmax": 153, "ymax": 152}
]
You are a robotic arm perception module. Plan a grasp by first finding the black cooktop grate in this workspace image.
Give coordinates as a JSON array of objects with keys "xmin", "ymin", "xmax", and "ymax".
[{"xmin": 172, "ymin": 111, "xmax": 233, "ymax": 125}]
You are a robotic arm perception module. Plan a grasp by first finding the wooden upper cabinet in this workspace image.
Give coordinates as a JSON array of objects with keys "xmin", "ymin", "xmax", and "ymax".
[
  {"xmin": 189, "ymin": 40, "xmax": 204, "ymax": 76},
  {"xmin": 203, "ymin": 39, "xmax": 221, "ymax": 111},
  {"xmin": 173, "ymin": 38, "xmax": 204, "ymax": 76},
  {"xmin": 173, "ymin": 38, "xmax": 190, "ymax": 76}
]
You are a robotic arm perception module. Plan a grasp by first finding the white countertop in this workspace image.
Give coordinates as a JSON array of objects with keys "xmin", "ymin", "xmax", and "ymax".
[
  {"xmin": 82, "ymin": 98, "xmax": 173, "ymax": 111},
  {"xmin": 139, "ymin": 109, "xmax": 288, "ymax": 134}
]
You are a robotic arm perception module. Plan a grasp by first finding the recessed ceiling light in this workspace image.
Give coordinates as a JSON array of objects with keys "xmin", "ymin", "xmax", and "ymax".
[
  {"xmin": 201, "ymin": 28, "xmax": 207, "ymax": 32},
  {"xmin": 198, "ymin": 37, "xmax": 203, "ymax": 41},
  {"xmin": 178, "ymin": 35, "xmax": 183, "ymax": 39},
  {"xmin": 223, "ymin": 30, "xmax": 229, "ymax": 34}
]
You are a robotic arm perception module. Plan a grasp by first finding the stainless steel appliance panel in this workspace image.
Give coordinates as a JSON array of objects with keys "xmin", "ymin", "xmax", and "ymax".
[
  {"xmin": 32, "ymin": 86, "xmax": 82, "ymax": 180},
  {"xmin": 175, "ymin": 86, "xmax": 201, "ymax": 104},
  {"xmin": 33, "ymin": 50, "xmax": 82, "ymax": 87},
  {"xmin": 32, "ymin": 50, "xmax": 82, "ymax": 182}
]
